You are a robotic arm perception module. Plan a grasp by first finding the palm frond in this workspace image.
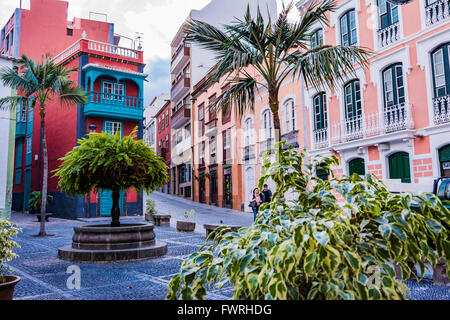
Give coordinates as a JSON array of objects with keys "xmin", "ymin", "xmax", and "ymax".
[{"xmin": 0, "ymin": 95, "xmax": 25, "ymax": 111}]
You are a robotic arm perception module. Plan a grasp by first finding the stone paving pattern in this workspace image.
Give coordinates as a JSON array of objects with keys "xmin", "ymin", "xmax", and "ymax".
[{"xmin": 5, "ymin": 192, "xmax": 449, "ymax": 300}]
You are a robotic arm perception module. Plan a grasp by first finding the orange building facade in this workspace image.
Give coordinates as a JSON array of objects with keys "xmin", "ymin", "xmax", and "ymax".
[{"xmin": 190, "ymin": 0, "xmax": 450, "ymax": 212}]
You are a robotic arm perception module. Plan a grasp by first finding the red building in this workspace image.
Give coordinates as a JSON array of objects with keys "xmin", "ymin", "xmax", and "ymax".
[
  {"xmin": 155, "ymin": 100, "xmax": 171, "ymax": 194},
  {"xmin": 1, "ymin": 0, "xmax": 146, "ymax": 218}
]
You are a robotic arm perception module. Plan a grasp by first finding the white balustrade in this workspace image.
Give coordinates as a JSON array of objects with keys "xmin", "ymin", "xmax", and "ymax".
[
  {"xmin": 312, "ymin": 128, "xmax": 329, "ymax": 149},
  {"xmin": 426, "ymin": 0, "xmax": 450, "ymax": 26},
  {"xmin": 433, "ymin": 95, "xmax": 450, "ymax": 124},
  {"xmin": 53, "ymin": 40, "xmax": 81, "ymax": 65},
  {"xmin": 87, "ymin": 40, "xmax": 139, "ymax": 59},
  {"xmin": 377, "ymin": 22, "xmax": 399, "ymax": 48}
]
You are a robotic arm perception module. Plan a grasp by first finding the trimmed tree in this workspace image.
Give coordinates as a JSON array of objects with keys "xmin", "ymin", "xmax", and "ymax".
[
  {"xmin": 0, "ymin": 54, "xmax": 88, "ymax": 236},
  {"xmin": 54, "ymin": 129, "xmax": 168, "ymax": 227}
]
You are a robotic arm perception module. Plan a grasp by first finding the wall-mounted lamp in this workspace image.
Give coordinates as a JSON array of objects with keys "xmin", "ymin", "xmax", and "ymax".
[{"xmin": 89, "ymin": 123, "xmax": 97, "ymax": 133}]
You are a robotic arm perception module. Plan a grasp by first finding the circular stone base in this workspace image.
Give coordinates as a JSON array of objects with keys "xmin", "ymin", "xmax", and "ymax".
[{"xmin": 58, "ymin": 240, "xmax": 168, "ymax": 263}]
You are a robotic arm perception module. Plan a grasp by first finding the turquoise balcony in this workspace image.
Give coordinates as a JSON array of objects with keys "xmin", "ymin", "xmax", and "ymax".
[
  {"xmin": 84, "ymin": 91, "xmax": 144, "ymax": 121},
  {"xmin": 16, "ymin": 122, "xmax": 26, "ymax": 138}
]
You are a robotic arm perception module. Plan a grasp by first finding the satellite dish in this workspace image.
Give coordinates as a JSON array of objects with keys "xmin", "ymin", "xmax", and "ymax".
[{"xmin": 386, "ymin": 0, "xmax": 413, "ymax": 5}]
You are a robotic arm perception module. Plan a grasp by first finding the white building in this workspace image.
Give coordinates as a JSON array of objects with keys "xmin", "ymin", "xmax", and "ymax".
[
  {"xmin": 170, "ymin": 0, "xmax": 278, "ymax": 199},
  {"xmin": 143, "ymin": 93, "xmax": 170, "ymax": 151},
  {"xmin": 0, "ymin": 55, "xmax": 17, "ymax": 220}
]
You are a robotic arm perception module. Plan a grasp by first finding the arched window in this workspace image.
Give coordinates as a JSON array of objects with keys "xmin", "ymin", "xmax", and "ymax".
[
  {"xmin": 344, "ymin": 80, "xmax": 362, "ymax": 139},
  {"xmin": 261, "ymin": 109, "xmax": 273, "ymax": 141},
  {"xmin": 389, "ymin": 152, "xmax": 411, "ymax": 183},
  {"xmin": 316, "ymin": 163, "xmax": 330, "ymax": 181},
  {"xmin": 377, "ymin": 0, "xmax": 399, "ymax": 30},
  {"xmin": 282, "ymin": 99, "xmax": 296, "ymax": 134},
  {"xmin": 431, "ymin": 43, "xmax": 450, "ymax": 98},
  {"xmin": 382, "ymin": 63, "xmax": 405, "ymax": 108},
  {"xmin": 349, "ymin": 158, "xmax": 365, "ymax": 176},
  {"xmin": 311, "ymin": 28, "xmax": 324, "ymax": 49},
  {"xmin": 244, "ymin": 117, "xmax": 254, "ymax": 147},
  {"xmin": 340, "ymin": 10, "xmax": 357, "ymax": 46},
  {"xmin": 313, "ymin": 93, "xmax": 327, "ymax": 131}
]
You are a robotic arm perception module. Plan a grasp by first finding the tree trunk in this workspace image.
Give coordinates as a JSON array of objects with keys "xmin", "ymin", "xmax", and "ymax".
[
  {"xmin": 123, "ymin": 191, "xmax": 127, "ymax": 216},
  {"xmin": 111, "ymin": 190, "xmax": 121, "ymax": 227},
  {"xmin": 86, "ymin": 192, "xmax": 91, "ymax": 218},
  {"xmin": 39, "ymin": 106, "xmax": 48, "ymax": 237},
  {"xmin": 269, "ymin": 89, "xmax": 281, "ymax": 160}
]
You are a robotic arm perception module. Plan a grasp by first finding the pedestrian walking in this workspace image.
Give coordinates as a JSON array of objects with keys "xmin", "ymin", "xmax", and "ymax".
[
  {"xmin": 262, "ymin": 184, "xmax": 272, "ymax": 204},
  {"xmin": 249, "ymin": 188, "xmax": 263, "ymax": 221}
]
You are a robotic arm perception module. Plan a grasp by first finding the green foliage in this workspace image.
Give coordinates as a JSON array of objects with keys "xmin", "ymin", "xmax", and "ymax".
[
  {"xmin": 28, "ymin": 191, "xmax": 53, "ymax": 212},
  {"xmin": 146, "ymin": 198, "xmax": 157, "ymax": 215},
  {"xmin": 54, "ymin": 129, "xmax": 169, "ymax": 195},
  {"xmin": 167, "ymin": 143, "xmax": 450, "ymax": 300},
  {"xmin": 0, "ymin": 220, "xmax": 21, "ymax": 281}
]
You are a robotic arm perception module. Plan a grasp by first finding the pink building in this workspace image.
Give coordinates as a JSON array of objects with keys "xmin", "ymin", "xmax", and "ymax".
[{"xmin": 191, "ymin": 0, "xmax": 450, "ymax": 211}]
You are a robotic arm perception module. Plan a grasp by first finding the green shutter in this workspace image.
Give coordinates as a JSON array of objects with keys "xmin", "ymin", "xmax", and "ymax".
[
  {"xmin": 349, "ymin": 158, "xmax": 365, "ymax": 176},
  {"xmin": 389, "ymin": 152, "xmax": 411, "ymax": 183}
]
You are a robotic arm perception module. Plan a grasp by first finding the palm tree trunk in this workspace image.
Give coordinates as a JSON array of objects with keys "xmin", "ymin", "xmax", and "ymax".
[
  {"xmin": 111, "ymin": 190, "xmax": 121, "ymax": 227},
  {"xmin": 269, "ymin": 90, "xmax": 281, "ymax": 143},
  {"xmin": 39, "ymin": 107, "xmax": 48, "ymax": 237}
]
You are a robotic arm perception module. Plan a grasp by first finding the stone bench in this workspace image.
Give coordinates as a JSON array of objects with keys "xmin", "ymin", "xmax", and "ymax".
[
  {"xmin": 204, "ymin": 224, "xmax": 242, "ymax": 239},
  {"xmin": 145, "ymin": 214, "xmax": 171, "ymax": 227},
  {"xmin": 33, "ymin": 213, "xmax": 53, "ymax": 222}
]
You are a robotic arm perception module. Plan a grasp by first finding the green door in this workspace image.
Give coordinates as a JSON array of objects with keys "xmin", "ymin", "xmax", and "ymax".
[
  {"xmin": 389, "ymin": 152, "xmax": 411, "ymax": 183},
  {"xmin": 439, "ymin": 145, "xmax": 450, "ymax": 177},
  {"xmin": 349, "ymin": 158, "xmax": 365, "ymax": 176},
  {"xmin": 23, "ymin": 168, "xmax": 31, "ymax": 212},
  {"xmin": 99, "ymin": 120, "xmax": 124, "ymax": 216}
]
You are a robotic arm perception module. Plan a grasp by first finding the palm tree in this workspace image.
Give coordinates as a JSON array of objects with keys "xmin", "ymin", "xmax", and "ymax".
[
  {"xmin": 185, "ymin": 0, "xmax": 370, "ymax": 144},
  {"xmin": 0, "ymin": 54, "xmax": 87, "ymax": 236}
]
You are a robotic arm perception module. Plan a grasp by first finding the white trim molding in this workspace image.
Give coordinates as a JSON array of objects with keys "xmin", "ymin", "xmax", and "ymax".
[{"xmin": 370, "ymin": 46, "xmax": 412, "ymax": 86}]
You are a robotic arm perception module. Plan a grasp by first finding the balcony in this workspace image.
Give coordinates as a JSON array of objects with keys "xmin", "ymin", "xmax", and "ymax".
[
  {"xmin": 281, "ymin": 130, "xmax": 299, "ymax": 149},
  {"xmin": 331, "ymin": 103, "xmax": 414, "ymax": 145},
  {"xmin": 171, "ymin": 75, "xmax": 190, "ymax": 103},
  {"xmin": 425, "ymin": 0, "xmax": 450, "ymax": 26},
  {"xmin": 205, "ymin": 119, "xmax": 218, "ymax": 137},
  {"xmin": 84, "ymin": 91, "xmax": 143, "ymax": 121},
  {"xmin": 223, "ymin": 148, "xmax": 232, "ymax": 165},
  {"xmin": 171, "ymin": 105, "xmax": 191, "ymax": 129},
  {"xmin": 377, "ymin": 22, "xmax": 400, "ymax": 48},
  {"xmin": 312, "ymin": 128, "xmax": 329, "ymax": 150},
  {"xmin": 15, "ymin": 122, "xmax": 26, "ymax": 139},
  {"xmin": 433, "ymin": 95, "xmax": 450, "ymax": 125},
  {"xmin": 175, "ymin": 139, "xmax": 191, "ymax": 156},
  {"xmin": 171, "ymin": 44, "xmax": 190, "ymax": 75},
  {"xmin": 53, "ymin": 39, "xmax": 143, "ymax": 65}
]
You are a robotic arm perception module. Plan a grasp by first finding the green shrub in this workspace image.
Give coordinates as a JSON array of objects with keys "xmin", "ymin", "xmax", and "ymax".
[
  {"xmin": 0, "ymin": 219, "xmax": 21, "ymax": 281},
  {"xmin": 167, "ymin": 143, "xmax": 450, "ymax": 300},
  {"xmin": 146, "ymin": 198, "xmax": 157, "ymax": 215},
  {"xmin": 28, "ymin": 191, "xmax": 53, "ymax": 212}
]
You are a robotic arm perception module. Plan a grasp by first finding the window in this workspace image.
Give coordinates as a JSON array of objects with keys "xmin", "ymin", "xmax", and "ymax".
[
  {"xmin": 344, "ymin": 80, "xmax": 362, "ymax": 120},
  {"xmin": 16, "ymin": 100, "xmax": 26, "ymax": 122},
  {"xmin": 148, "ymin": 123, "xmax": 155, "ymax": 145},
  {"xmin": 349, "ymin": 158, "xmax": 365, "ymax": 176},
  {"xmin": 378, "ymin": 0, "xmax": 398, "ymax": 29},
  {"xmin": 244, "ymin": 118, "xmax": 254, "ymax": 147},
  {"xmin": 282, "ymin": 99, "xmax": 296, "ymax": 134},
  {"xmin": 340, "ymin": 10, "xmax": 357, "ymax": 46},
  {"xmin": 223, "ymin": 129, "xmax": 231, "ymax": 150},
  {"xmin": 389, "ymin": 152, "xmax": 411, "ymax": 183},
  {"xmin": 67, "ymin": 28, "xmax": 73, "ymax": 36},
  {"xmin": 15, "ymin": 169, "xmax": 21, "ymax": 185},
  {"xmin": 102, "ymin": 81, "xmax": 125, "ymax": 100},
  {"xmin": 313, "ymin": 93, "xmax": 328, "ymax": 131},
  {"xmin": 198, "ymin": 103, "xmax": 205, "ymax": 137},
  {"xmin": 165, "ymin": 110, "xmax": 169, "ymax": 126},
  {"xmin": 311, "ymin": 28, "xmax": 324, "ymax": 49},
  {"xmin": 104, "ymin": 121, "xmax": 122, "ymax": 136},
  {"xmin": 26, "ymin": 136, "xmax": 32, "ymax": 154},
  {"xmin": 431, "ymin": 43, "xmax": 450, "ymax": 98},
  {"xmin": 261, "ymin": 110, "xmax": 273, "ymax": 140},
  {"xmin": 382, "ymin": 63, "xmax": 405, "ymax": 108},
  {"xmin": 185, "ymin": 124, "xmax": 191, "ymax": 139},
  {"xmin": 210, "ymin": 136, "xmax": 216, "ymax": 155}
]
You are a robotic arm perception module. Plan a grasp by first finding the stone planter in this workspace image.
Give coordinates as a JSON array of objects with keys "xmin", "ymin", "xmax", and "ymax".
[
  {"xmin": 433, "ymin": 259, "xmax": 449, "ymax": 286},
  {"xmin": 204, "ymin": 224, "xmax": 242, "ymax": 239},
  {"xmin": 176, "ymin": 221, "xmax": 196, "ymax": 233},
  {"xmin": 145, "ymin": 214, "xmax": 171, "ymax": 227},
  {"xmin": 0, "ymin": 276, "xmax": 20, "ymax": 300},
  {"xmin": 58, "ymin": 223, "xmax": 167, "ymax": 263}
]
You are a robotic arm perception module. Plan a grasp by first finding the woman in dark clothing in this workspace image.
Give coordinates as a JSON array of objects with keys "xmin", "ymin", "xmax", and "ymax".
[{"xmin": 250, "ymin": 188, "xmax": 263, "ymax": 221}]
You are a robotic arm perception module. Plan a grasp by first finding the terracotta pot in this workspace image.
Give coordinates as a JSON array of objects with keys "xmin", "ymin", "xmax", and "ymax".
[
  {"xmin": 145, "ymin": 213, "xmax": 155, "ymax": 223},
  {"xmin": 177, "ymin": 221, "xmax": 196, "ymax": 233},
  {"xmin": 0, "ymin": 276, "xmax": 20, "ymax": 300}
]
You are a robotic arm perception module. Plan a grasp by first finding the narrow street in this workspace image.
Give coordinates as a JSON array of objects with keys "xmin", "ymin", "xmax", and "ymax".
[{"xmin": 145, "ymin": 192, "xmax": 254, "ymax": 233}]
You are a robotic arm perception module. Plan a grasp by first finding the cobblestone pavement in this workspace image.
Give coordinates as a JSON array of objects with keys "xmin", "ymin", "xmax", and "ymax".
[
  {"xmin": 6, "ymin": 212, "xmax": 450, "ymax": 300},
  {"xmin": 145, "ymin": 191, "xmax": 254, "ymax": 233}
]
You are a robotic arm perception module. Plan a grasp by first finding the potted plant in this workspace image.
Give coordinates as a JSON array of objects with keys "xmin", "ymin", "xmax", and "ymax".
[
  {"xmin": 145, "ymin": 198, "xmax": 157, "ymax": 223},
  {"xmin": 28, "ymin": 191, "xmax": 54, "ymax": 220},
  {"xmin": 176, "ymin": 210, "xmax": 196, "ymax": 233},
  {"xmin": 0, "ymin": 218, "xmax": 21, "ymax": 300}
]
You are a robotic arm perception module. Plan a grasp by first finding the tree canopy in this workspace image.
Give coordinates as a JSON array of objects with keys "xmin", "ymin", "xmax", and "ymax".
[{"xmin": 54, "ymin": 128, "xmax": 169, "ymax": 196}]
